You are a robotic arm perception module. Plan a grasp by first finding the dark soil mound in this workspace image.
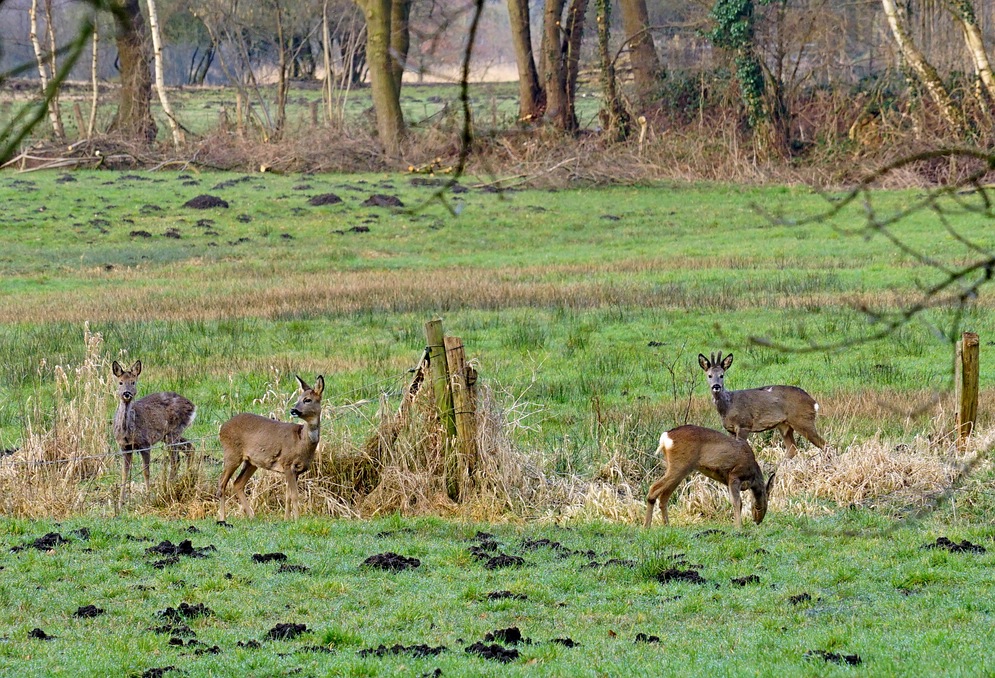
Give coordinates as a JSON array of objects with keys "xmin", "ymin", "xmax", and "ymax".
[
  {"xmin": 922, "ymin": 537, "xmax": 986, "ymax": 554},
  {"xmin": 654, "ymin": 568, "xmax": 707, "ymax": 585},
  {"xmin": 146, "ymin": 540, "xmax": 215, "ymax": 559},
  {"xmin": 483, "ymin": 554, "xmax": 525, "ymax": 569},
  {"xmin": 357, "ymin": 643, "xmax": 447, "ymax": 658},
  {"xmin": 265, "ymin": 623, "xmax": 308, "ymax": 640},
  {"xmin": 789, "ymin": 593, "xmax": 812, "ymax": 605},
  {"xmin": 486, "ymin": 591, "xmax": 527, "ymax": 601},
  {"xmin": 483, "ymin": 627, "xmax": 527, "ymax": 645},
  {"xmin": 237, "ymin": 640, "xmax": 261, "ymax": 649},
  {"xmin": 465, "ymin": 641, "xmax": 519, "ymax": 663},
  {"xmin": 183, "ymin": 194, "xmax": 229, "ymax": 209},
  {"xmin": 150, "ymin": 622, "xmax": 194, "ymax": 637},
  {"xmin": 277, "ymin": 564, "xmax": 309, "ymax": 574},
  {"xmin": 634, "ymin": 633, "xmax": 661, "ymax": 643},
  {"xmin": 552, "ymin": 637, "xmax": 580, "ymax": 647},
  {"xmin": 13, "ymin": 532, "xmax": 68, "ymax": 552},
  {"xmin": 28, "ymin": 628, "xmax": 55, "ymax": 640},
  {"xmin": 157, "ymin": 602, "xmax": 213, "ymax": 622},
  {"xmin": 130, "ymin": 230, "xmax": 152, "ymax": 238},
  {"xmin": 362, "ymin": 552, "xmax": 421, "ymax": 571},
  {"xmin": 141, "ymin": 667, "xmax": 176, "ymax": 678},
  {"xmin": 252, "ymin": 552, "xmax": 287, "ymax": 563},
  {"xmin": 731, "ymin": 575, "xmax": 761, "ymax": 586},
  {"xmin": 74, "ymin": 605, "xmax": 104, "ymax": 618},
  {"xmin": 361, "ymin": 194, "xmax": 404, "ymax": 208},
  {"xmin": 308, "ymin": 193, "xmax": 343, "ymax": 206},
  {"xmin": 805, "ymin": 650, "xmax": 862, "ymax": 665},
  {"xmin": 69, "ymin": 528, "xmax": 90, "ymax": 540}
]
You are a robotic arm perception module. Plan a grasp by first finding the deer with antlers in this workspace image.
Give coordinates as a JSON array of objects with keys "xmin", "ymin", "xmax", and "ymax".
[
  {"xmin": 218, "ymin": 374, "xmax": 324, "ymax": 521},
  {"xmin": 698, "ymin": 352, "xmax": 826, "ymax": 459}
]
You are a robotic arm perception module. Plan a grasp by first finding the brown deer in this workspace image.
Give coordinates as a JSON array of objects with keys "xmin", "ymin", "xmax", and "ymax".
[
  {"xmin": 218, "ymin": 375, "xmax": 324, "ymax": 521},
  {"xmin": 698, "ymin": 352, "xmax": 826, "ymax": 459},
  {"xmin": 644, "ymin": 425, "xmax": 775, "ymax": 529},
  {"xmin": 112, "ymin": 360, "xmax": 196, "ymax": 503}
]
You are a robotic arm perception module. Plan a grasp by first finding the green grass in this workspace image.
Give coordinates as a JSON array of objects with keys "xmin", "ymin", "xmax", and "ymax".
[
  {"xmin": 0, "ymin": 512, "xmax": 993, "ymax": 676},
  {"xmin": 0, "ymin": 170, "xmax": 993, "ymax": 461}
]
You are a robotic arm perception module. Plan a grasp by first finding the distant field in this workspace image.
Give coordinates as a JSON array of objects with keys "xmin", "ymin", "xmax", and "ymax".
[{"xmin": 0, "ymin": 168, "xmax": 993, "ymax": 522}]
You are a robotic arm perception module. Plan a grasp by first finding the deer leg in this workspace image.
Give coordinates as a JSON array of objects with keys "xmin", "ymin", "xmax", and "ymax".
[
  {"xmin": 777, "ymin": 424, "xmax": 798, "ymax": 459},
  {"xmin": 798, "ymin": 423, "xmax": 826, "ymax": 451},
  {"xmin": 285, "ymin": 468, "xmax": 300, "ymax": 520},
  {"xmin": 168, "ymin": 443, "xmax": 179, "ymax": 484},
  {"xmin": 645, "ymin": 464, "xmax": 693, "ymax": 528},
  {"xmin": 121, "ymin": 450, "xmax": 133, "ymax": 504},
  {"xmin": 217, "ymin": 454, "xmax": 243, "ymax": 522},
  {"xmin": 727, "ymin": 477, "xmax": 743, "ymax": 529},
  {"xmin": 140, "ymin": 450, "xmax": 152, "ymax": 491},
  {"xmin": 231, "ymin": 462, "xmax": 258, "ymax": 518}
]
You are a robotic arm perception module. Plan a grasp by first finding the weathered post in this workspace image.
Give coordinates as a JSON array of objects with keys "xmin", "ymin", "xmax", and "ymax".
[
  {"xmin": 956, "ymin": 331, "xmax": 979, "ymax": 450},
  {"xmin": 444, "ymin": 335, "xmax": 478, "ymax": 489},
  {"xmin": 424, "ymin": 319, "xmax": 458, "ymax": 499}
]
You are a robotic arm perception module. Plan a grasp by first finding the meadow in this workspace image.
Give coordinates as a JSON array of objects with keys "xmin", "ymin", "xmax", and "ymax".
[{"xmin": 0, "ymin": 168, "xmax": 994, "ymax": 674}]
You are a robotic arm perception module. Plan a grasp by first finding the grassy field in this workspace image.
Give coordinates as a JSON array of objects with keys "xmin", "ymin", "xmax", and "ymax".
[
  {"xmin": 1, "ymin": 513, "xmax": 993, "ymax": 676},
  {"xmin": 1, "ymin": 168, "xmax": 994, "ymax": 674}
]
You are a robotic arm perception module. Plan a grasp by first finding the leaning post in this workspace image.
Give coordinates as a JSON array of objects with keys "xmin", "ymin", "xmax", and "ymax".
[{"xmin": 956, "ymin": 331, "xmax": 980, "ymax": 450}]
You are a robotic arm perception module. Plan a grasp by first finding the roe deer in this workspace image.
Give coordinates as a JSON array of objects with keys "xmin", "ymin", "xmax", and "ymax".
[
  {"xmin": 218, "ymin": 375, "xmax": 324, "ymax": 521},
  {"xmin": 644, "ymin": 425, "xmax": 775, "ymax": 529},
  {"xmin": 698, "ymin": 352, "xmax": 826, "ymax": 459},
  {"xmin": 112, "ymin": 360, "xmax": 196, "ymax": 503}
]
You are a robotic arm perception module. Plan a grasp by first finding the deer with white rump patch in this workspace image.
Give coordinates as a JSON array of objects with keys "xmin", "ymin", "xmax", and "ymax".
[
  {"xmin": 112, "ymin": 360, "xmax": 196, "ymax": 503},
  {"xmin": 218, "ymin": 375, "xmax": 324, "ymax": 520},
  {"xmin": 645, "ymin": 425, "xmax": 775, "ymax": 528},
  {"xmin": 698, "ymin": 352, "xmax": 826, "ymax": 459}
]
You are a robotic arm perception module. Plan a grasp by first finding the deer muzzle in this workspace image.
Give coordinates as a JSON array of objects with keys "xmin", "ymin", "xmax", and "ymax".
[{"xmin": 290, "ymin": 408, "xmax": 302, "ymax": 418}]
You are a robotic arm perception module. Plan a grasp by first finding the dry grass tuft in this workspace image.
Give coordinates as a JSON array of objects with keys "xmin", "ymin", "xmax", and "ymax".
[{"xmin": 3, "ymin": 328, "xmax": 990, "ymax": 525}]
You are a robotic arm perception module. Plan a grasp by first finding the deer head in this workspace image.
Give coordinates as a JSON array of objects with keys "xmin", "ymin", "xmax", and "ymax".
[
  {"xmin": 112, "ymin": 360, "xmax": 143, "ymax": 403},
  {"xmin": 698, "ymin": 352, "xmax": 734, "ymax": 395}
]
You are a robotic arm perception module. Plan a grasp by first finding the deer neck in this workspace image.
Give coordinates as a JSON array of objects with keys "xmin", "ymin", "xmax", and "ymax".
[
  {"xmin": 300, "ymin": 416, "xmax": 321, "ymax": 447},
  {"xmin": 712, "ymin": 388, "xmax": 733, "ymax": 416},
  {"xmin": 114, "ymin": 398, "xmax": 135, "ymax": 434}
]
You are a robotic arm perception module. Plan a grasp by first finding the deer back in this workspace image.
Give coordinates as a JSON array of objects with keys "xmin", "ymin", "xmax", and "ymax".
[
  {"xmin": 112, "ymin": 360, "xmax": 195, "ymax": 448},
  {"xmin": 664, "ymin": 425, "xmax": 761, "ymax": 485},
  {"xmin": 219, "ymin": 413, "xmax": 316, "ymax": 474}
]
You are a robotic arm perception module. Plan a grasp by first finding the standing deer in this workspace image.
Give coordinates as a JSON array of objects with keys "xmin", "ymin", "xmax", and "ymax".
[
  {"xmin": 112, "ymin": 360, "xmax": 196, "ymax": 503},
  {"xmin": 645, "ymin": 425, "xmax": 775, "ymax": 528},
  {"xmin": 698, "ymin": 352, "xmax": 826, "ymax": 459},
  {"xmin": 218, "ymin": 375, "xmax": 324, "ymax": 521}
]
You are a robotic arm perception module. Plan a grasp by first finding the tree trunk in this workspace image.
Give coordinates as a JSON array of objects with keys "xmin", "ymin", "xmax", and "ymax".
[
  {"xmin": 275, "ymin": 0, "xmax": 288, "ymax": 135},
  {"xmin": 30, "ymin": 0, "xmax": 64, "ymax": 139},
  {"xmin": 562, "ymin": 0, "xmax": 589, "ymax": 129},
  {"xmin": 618, "ymin": 0, "xmax": 663, "ymax": 109},
  {"xmin": 145, "ymin": 0, "xmax": 184, "ymax": 146},
  {"xmin": 389, "ymin": 0, "xmax": 411, "ymax": 95},
  {"xmin": 355, "ymin": 0, "xmax": 406, "ymax": 157},
  {"xmin": 88, "ymin": 16, "xmax": 99, "ymax": 137},
  {"xmin": 597, "ymin": 0, "xmax": 631, "ymax": 141},
  {"xmin": 945, "ymin": 0, "xmax": 995, "ymax": 107},
  {"xmin": 507, "ymin": 0, "xmax": 544, "ymax": 120},
  {"xmin": 322, "ymin": 0, "xmax": 334, "ymax": 121},
  {"xmin": 880, "ymin": 0, "xmax": 967, "ymax": 135},
  {"xmin": 112, "ymin": 0, "xmax": 158, "ymax": 143}
]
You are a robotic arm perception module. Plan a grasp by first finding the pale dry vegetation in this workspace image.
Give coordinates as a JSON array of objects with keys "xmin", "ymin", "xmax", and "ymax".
[{"xmin": 1, "ymin": 326, "xmax": 986, "ymax": 526}]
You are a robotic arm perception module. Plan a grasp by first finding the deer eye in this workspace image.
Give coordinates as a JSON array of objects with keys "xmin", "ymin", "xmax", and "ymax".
[{"xmin": 303, "ymin": 398, "xmax": 312, "ymax": 403}]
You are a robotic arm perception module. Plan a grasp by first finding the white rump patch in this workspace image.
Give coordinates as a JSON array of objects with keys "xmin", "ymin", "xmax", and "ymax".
[
  {"xmin": 660, "ymin": 431, "xmax": 674, "ymax": 451},
  {"xmin": 814, "ymin": 402, "xmax": 820, "ymax": 412},
  {"xmin": 765, "ymin": 387, "xmax": 773, "ymax": 392}
]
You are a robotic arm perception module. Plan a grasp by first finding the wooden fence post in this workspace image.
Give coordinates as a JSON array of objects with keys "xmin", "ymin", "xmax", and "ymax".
[
  {"xmin": 956, "ymin": 331, "xmax": 979, "ymax": 450},
  {"xmin": 444, "ymin": 335, "xmax": 478, "ymax": 488},
  {"xmin": 424, "ymin": 319, "xmax": 458, "ymax": 499}
]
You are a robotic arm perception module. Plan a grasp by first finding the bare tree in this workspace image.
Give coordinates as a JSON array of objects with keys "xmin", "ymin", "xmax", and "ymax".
[
  {"xmin": 943, "ymin": 0, "xmax": 995, "ymax": 107},
  {"xmin": 146, "ymin": 0, "xmax": 184, "ymax": 146},
  {"xmin": 353, "ymin": 0, "xmax": 408, "ymax": 157},
  {"xmin": 506, "ymin": 0, "xmax": 543, "ymax": 120},
  {"xmin": 618, "ymin": 0, "xmax": 662, "ymax": 109},
  {"xmin": 110, "ymin": 0, "xmax": 158, "ymax": 143},
  {"xmin": 29, "ymin": 0, "xmax": 65, "ymax": 139},
  {"xmin": 880, "ymin": 0, "xmax": 967, "ymax": 135}
]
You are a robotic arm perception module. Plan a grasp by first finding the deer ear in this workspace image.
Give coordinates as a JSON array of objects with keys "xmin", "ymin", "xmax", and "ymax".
[
  {"xmin": 112, "ymin": 361, "xmax": 123, "ymax": 377},
  {"xmin": 698, "ymin": 354, "xmax": 710, "ymax": 370},
  {"xmin": 314, "ymin": 375, "xmax": 324, "ymax": 396},
  {"xmin": 295, "ymin": 374, "xmax": 309, "ymax": 391},
  {"xmin": 766, "ymin": 471, "xmax": 776, "ymax": 495},
  {"xmin": 132, "ymin": 360, "xmax": 142, "ymax": 376},
  {"xmin": 722, "ymin": 354, "xmax": 734, "ymax": 370}
]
